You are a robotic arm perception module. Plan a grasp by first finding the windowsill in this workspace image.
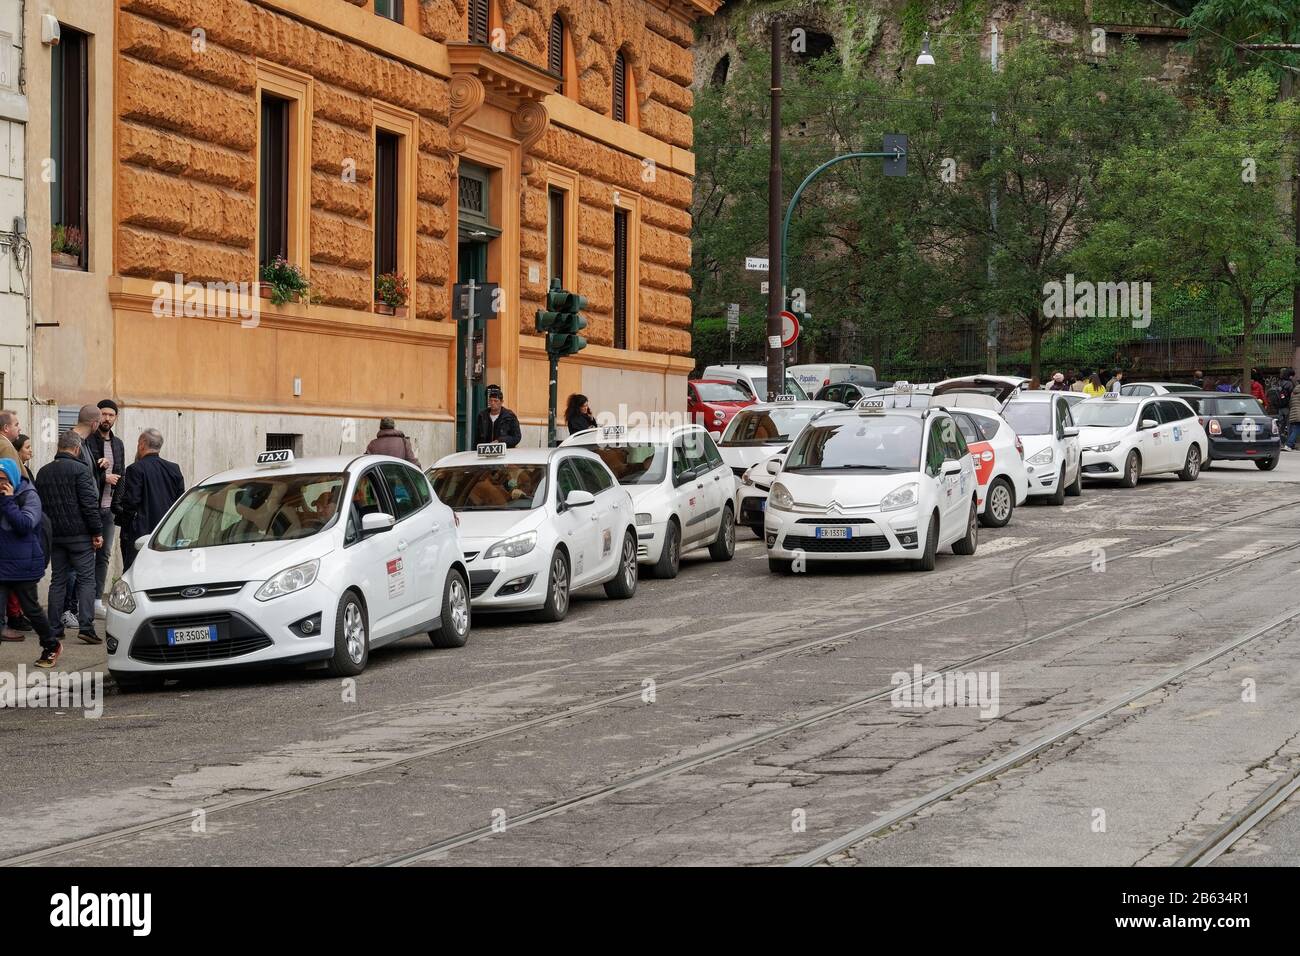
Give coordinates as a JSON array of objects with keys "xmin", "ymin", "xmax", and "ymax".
[{"xmin": 52, "ymin": 260, "xmax": 87, "ymax": 272}]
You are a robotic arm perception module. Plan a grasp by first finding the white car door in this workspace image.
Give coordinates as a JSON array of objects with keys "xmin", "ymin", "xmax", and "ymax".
[
  {"xmin": 378, "ymin": 462, "xmax": 445, "ymax": 632},
  {"xmin": 553, "ymin": 456, "xmax": 600, "ymax": 586},
  {"xmin": 1136, "ymin": 399, "xmax": 1171, "ymax": 471},
  {"xmin": 1055, "ymin": 396, "xmax": 1080, "ymax": 486},
  {"xmin": 928, "ymin": 417, "xmax": 964, "ymax": 542},
  {"xmin": 698, "ymin": 432, "xmax": 731, "ymax": 538},
  {"xmin": 670, "ymin": 436, "xmax": 706, "ymax": 545},
  {"xmin": 571, "ymin": 455, "xmax": 622, "ymax": 579},
  {"xmin": 344, "ymin": 467, "xmax": 402, "ymax": 635}
]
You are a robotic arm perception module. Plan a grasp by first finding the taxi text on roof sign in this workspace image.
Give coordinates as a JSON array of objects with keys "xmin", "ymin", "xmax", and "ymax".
[
  {"xmin": 894, "ymin": 381, "xmax": 913, "ymax": 393},
  {"xmin": 601, "ymin": 425, "xmax": 626, "ymax": 439},
  {"xmin": 255, "ymin": 449, "xmax": 294, "ymax": 467},
  {"xmin": 477, "ymin": 442, "xmax": 506, "ymax": 457},
  {"xmin": 773, "ymin": 393, "xmax": 796, "ymax": 404},
  {"xmin": 858, "ymin": 399, "xmax": 887, "ymax": 415},
  {"xmin": 1103, "ymin": 391, "xmax": 1119, "ymax": 401}
]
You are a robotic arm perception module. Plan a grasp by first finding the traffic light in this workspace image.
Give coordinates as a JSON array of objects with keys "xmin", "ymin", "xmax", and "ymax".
[{"xmin": 535, "ymin": 278, "xmax": 588, "ymax": 358}]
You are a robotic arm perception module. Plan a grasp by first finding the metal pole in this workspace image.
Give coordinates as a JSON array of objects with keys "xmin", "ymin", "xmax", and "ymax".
[
  {"xmin": 766, "ymin": 20, "xmax": 784, "ymax": 402},
  {"xmin": 548, "ymin": 353, "xmax": 558, "ymax": 448},
  {"xmin": 987, "ymin": 24, "xmax": 999, "ymax": 375},
  {"xmin": 464, "ymin": 279, "xmax": 476, "ymax": 450}
]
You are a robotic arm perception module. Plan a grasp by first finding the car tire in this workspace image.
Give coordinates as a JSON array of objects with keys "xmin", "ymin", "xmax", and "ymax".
[
  {"xmin": 111, "ymin": 672, "xmax": 165, "ymax": 694},
  {"xmin": 708, "ymin": 505, "xmax": 736, "ymax": 562},
  {"xmin": 1177, "ymin": 444, "xmax": 1201, "ymax": 481},
  {"xmin": 912, "ymin": 513, "xmax": 938, "ymax": 572},
  {"xmin": 650, "ymin": 519, "xmax": 681, "ymax": 579},
  {"xmin": 980, "ymin": 477, "xmax": 1014, "ymax": 528},
  {"xmin": 1047, "ymin": 465, "xmax": 1067, "ymax": 505},
  {"xmin": 1121, "ymin": 450, "xmax": 1141, "ymax": 488},
  {"xmin": 537, "ymin": 549, "xmax": 571, "ymax": 623},
  {"xmin": 952, "ymin": 499, "xmax": 978, "ymax": 555},
  {"xmin": 768, "ymin": 557, "xmax": 793, "ymax": 574},
  {"xmin": 1256, "ymin": 456, "xmax": 1280, "ymax": 471},
  {"xmin": 326, "ymin": 590, "xmax": 369, "ymax": 677},
  {"xmin": 1065, "ymin": 458, "xmax": 1083, "ymax": 496},
  {"xmin": 603, "ymin": 529, "xmax": 639, "ymax": 599},
  {"xmin": 428, "ymin": 568, "xmax": 471, "ymax": 649}
]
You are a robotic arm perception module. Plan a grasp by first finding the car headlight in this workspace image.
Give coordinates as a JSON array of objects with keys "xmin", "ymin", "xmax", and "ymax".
[
  {"xmin": 740, "ymin": 471, "xmax": 755, "ymax": 486},
  {"xmin": 1027, "ymin": 447, "xmax": 1055, "ymax": 466},
  {"xmin": 108, "ymin": 579, "xmax": 136, "ymax": 614},
  {"xmin": 768, "ymin": 482, "xmax": 794, "ymax": 511},
  {"xmin": 880, "ymin": 482, "xmax": 918, "ymax": 512},
  {"xmin": 635, "ymin": 513, "xmax": 652, "ymax": 527},
  {"xmin": 254, "ymin": 559, "xmax": 320, "ymax": 602},
  {"xmin": 1087, "ymin": 441, "xmax": 1120, "ymax": 453},
  {"xmin": 484, "ymin": 531, "xmax": 538, "ymax": 560}
]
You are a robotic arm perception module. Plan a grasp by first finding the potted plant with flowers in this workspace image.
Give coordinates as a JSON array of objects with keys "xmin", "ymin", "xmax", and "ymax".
[
  {"xmin": 374, "ymin": 271, "xmax": 409, "ymax": 317},
  {"xmin": 52, "ymin": 224, "xmax": 83, "ymax": 268},
  {"xmin": 259, "ymin": 255, "xmax": 312, "ymax": 306}
]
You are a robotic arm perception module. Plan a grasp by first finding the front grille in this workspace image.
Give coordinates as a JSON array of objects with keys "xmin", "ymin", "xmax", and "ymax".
[
  {"xmin": 795, "ymin": 517, "xmax": 876, "ymax": 527},
  {"xmin": 129, "ymin": 612, "xmax": 272, "ymax": 664},
  {"xmin": 144, "ymin": 582, "xmax": 246, "ymax": 601},
  {"xmin": 783, "ymin": 533, "xmax": 892, "ymax": 554},
  {"xmin": 468, "ymin": 569, "xmax": 498, "ymax": 598}
]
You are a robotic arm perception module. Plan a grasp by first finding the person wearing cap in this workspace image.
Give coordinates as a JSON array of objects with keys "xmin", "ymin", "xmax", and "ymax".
[
  {"xmin": 35, "ymin": 430, "xmax": 103, "ymax": 646},
  {"xmin": 364, "ymin": 417, "xmax": 420, "ymax": 465},
  {"xmin": 474, "ymin": 384, "xmax": 522, "ymax": 448},
  {"xmin": 86, "ymin": 399, "xmax": 125, "ymax": 617},
  {"xmin": 0, "ymin": 456, "xmax": 58, "ymax": 667}
]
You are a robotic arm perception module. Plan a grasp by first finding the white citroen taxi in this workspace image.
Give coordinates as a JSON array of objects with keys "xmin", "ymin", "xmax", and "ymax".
[
  {"xmin": 1074, "ymin": 392, "xmax": 1206, "ymax": 486},
  {"xmin": 764, "ymin": 398, "xmax": 980, "ymax": 573},
  {"xmin": 999, "ymin": 391, "xmax": 1083, "ymax": 504},
  {"xmin": 562, "ymin": 424, "xmax": 735, "ymax": 578},
  {"xmin": 427, "ymin": 443, "xmax": 639, "ymax": 621},
  {"xmin": 105, "ymin": 451, "xmax": 470, "ymax": 690}
]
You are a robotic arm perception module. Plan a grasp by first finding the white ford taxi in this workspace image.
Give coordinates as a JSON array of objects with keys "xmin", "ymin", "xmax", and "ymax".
[
  {"xmin": 427, "ymin": 443, "xmax": 638, "ymax": 621},
  {"xmin": 1074, "ymin": 392, "xmax": 1206, "ymax": 486},
  {"xmin": 562, "ymin": 424, "xmax": 735, "ymax": 578},
  {"xmin": 764, "ymin": 395, "xmax": 980, "ymax": 573},
  {"xmin": 106, "ymin": 451, "xmax": 471, "ymax": 690}
]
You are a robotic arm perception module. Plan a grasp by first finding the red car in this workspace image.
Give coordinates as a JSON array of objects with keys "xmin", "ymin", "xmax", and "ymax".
[{"xmin": 688, "ymin": 379, "xmax": 755, "ymax": 435}]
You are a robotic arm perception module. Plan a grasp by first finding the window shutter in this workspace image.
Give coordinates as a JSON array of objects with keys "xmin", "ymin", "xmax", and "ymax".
[
  {"xmin": 549, "ymin": 15, "xmax": 564, "ymax": 77},
  {"xmin": 613, "ymin": 209, "xmax": 628, "ymax": 349},
  {"xmin": 612, "ymin": 52, "xmax": 626, "ymax": 123},
  {"xmin": 469, "ymin": 0, "xmax": 489, "ymax": 44}
]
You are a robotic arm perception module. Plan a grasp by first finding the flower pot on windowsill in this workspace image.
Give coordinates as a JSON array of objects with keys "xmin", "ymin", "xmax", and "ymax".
[
  {"xmin": 257, "ymin": 282, "xmax": 274, "ymax": 300},
  {"xmin": 52, "ymin": 251, "xmax": 81, "ymax": 268},
  {"xmin": 374, "ymin": 301, "xmax": 408, "ymax": 317}
]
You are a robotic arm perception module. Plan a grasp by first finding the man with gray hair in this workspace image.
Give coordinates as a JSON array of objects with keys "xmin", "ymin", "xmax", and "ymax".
[
  {"xmin": 114, "ymin": 428, "xmax": 186, "ymax": 572},
  {"xmin": 0, "ymin": 409, "xmax": 22, "ymax": 465},
  {"xmin": 35, "ymin": 429, "xmax": 103, "ymax": 645}
]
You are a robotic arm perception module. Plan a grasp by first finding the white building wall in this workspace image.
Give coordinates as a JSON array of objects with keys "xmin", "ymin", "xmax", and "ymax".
[{"xmin": 0, "ymin": 0, "xmax": 27, "ymax": 428}]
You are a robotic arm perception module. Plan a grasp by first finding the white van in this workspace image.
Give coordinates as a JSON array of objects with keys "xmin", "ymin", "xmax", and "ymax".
[
  {"xmin": 787, "ymin": 364, "xmax": 878, "ymax": 394},
  {"xmin": 701, "ymin": 364, "xmax": 809, "ymax": 401}
]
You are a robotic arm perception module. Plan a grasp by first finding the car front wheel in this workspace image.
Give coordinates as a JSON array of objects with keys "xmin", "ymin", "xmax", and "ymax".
[{"xmin": 537, "ymin": 549, "xmax": 571, "ymax": 623}]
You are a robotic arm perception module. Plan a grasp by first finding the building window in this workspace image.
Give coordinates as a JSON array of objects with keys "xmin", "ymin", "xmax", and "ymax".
[
  {"xmin": 259, "ymin": 94, "xmax": 291, "ymax": 268},
  {"xmin": 374, "ymin": 131, "xmax": 399, "ymax": 277},
  {"xmin": 266, "ymin": 433, "xmax": 303, "ymax": 455},
  {"xmin": 375, "ymin": 0, "xmax": 403, "ymax": 22},
  {"xmin": 468, "ymin": 0, "xmax": 489, "ymax": 44},
  {"xmin": 547, "ymin": 187, "xmax": 565, "ymax": 285},
  {"xmin": 612, "ymin": 51, "xmax": 627, "ymax": 123},
  {"xmin": 50, "ymin": 24, "xmax": 89, "ymax": 270},
  {"xmin": 548, "ymin": 15, "xmax": 564, "ymax": 77},
  {"xmin": 613, "ymin": 208, "xmax": 628, "ymax": 349}
]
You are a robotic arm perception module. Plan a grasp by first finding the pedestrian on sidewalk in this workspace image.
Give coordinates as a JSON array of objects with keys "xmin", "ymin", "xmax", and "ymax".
[
  {"xmin": 1083, "ymin": 372, "xmax": 1106, "ymax": 397},
  {"xmin": 87, "ymin": 399, "xmax": 125, "ymax": 618},
  {"xmin": 36, "ymin": 430, "xmax": 103, "ymax": 645},
  {"xmin": 474, "ymin": 384, "xmax": 522, "ymax": 448},
  {"xmin": 564, "ymin": 394, "xmax": 598, "ymax": 436},
  {"xmin": 364, "ymin": 417, "xmax": 420, "ymax": 465},
  {"xmin": 3, "ymin": 435, "xmax": 37, "ymax": 639},
  {"xmin": 0, "ymin": 458, "xmax": 58, "ymax": 669},
  {"xmin": 1285, "ymin": 386, "xmax": 1300, "ymax": 451},
  {"xmin": 55, "ymin": 405, "xmax": 101, "ymax": 633},
  {"xmin": 114, "ymin": 428, "xmax": 186, "ymax": 572}
]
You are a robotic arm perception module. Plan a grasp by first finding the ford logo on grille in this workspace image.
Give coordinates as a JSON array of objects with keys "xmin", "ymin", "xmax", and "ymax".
[{"xmin": 180, "ymin": 586, "xmax": 207, "ymax": 598}]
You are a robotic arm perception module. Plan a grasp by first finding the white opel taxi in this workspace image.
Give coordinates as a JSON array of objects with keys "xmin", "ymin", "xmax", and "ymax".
[
  {"xmin": 428, "ymin": 443, "xmax": 638, "ymax": 621},
  {"xmin": 106, "ymin": 451, "xmax": 470, "ymax": 690}
]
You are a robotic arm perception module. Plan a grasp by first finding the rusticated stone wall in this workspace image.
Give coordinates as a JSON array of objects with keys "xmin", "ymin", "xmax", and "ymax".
[{"xmin": 117, "ymin": 0, "xmax": 454, "ymax": 320}]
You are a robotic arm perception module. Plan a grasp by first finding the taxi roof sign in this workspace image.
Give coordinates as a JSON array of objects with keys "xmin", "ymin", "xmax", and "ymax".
[
  {"xmin": 476, "ymin": 442, "xmax": 506, "ymax": 457},
  {"xmin": 600, "ymin": 425, "xmax": 626, "ymax": 439},
  {"xmin": 773, "ymin": 393, "xmax": 796, "ymax": 404},
  {"xmin": 857, "ymin": 398, "xmax": 887, "ymax": 415},
  {"xmin": 894, "ymin": 381, "xmax": 913, "ymax": 393},
  {"xmin": 1103, "ymin": 391, "xmax": 1119, "ymax": 401},
  {"xmin": 255, "ymin": 449, "xmax": 294, "ymax": 467}
]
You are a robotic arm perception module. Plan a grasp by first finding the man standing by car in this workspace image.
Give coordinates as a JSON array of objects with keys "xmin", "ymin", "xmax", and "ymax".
[
  {"xmin": 36, "ymin": 430, "xmax": 102, "ymax": 645},
  {"xmin": 87, "ymin": 399, "xmax": 125, "ymax": 617},
  {"xmin": 474, "ymin": 384, "xmax": 522, "ymax": 448},
  {"xmin": 364, "ymin": 417, "xmax": 420, "ymax": 465},
  {"xmin": 114, "ymin": 428, "xmax": 186, "ymax": 572}
]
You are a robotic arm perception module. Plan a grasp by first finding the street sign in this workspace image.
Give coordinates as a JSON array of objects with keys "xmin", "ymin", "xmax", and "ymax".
[
  {"xmin": 760, "ymin": 281, "xmax": 769, "ymax": 294},
  {"xmin": 780, "ymin": 310, "xmax": 800, "ymax": 348},
  {"xmin": 745, "ymin": 257, "xmax": 769, "ymax": 272},
  {"xmin": 883, "ymin": 134, "xmax": 908, "ymax": 177},
  {"xmin": 453, "ymin": 282, "xmax": 500, "ymax": 321},
  {"xmin": 726, "ymin": 303, "xmax": 739, "ymax": 331}
]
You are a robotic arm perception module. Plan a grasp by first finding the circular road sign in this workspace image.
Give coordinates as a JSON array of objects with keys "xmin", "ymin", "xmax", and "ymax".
[{"xmin": 780, "ymin": 310, "xmax": 800, "ymax": 348}]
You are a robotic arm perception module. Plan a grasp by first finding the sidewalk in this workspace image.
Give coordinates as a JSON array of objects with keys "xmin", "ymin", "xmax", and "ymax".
[{"xmin": 0, "ymin": 615, "xmax": 109, "ymax": 678}]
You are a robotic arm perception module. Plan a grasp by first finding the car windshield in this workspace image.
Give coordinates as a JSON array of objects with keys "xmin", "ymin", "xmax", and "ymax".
[
  {"xmin": 1073, "ymin": 403, "xmax": 1138, "ymax": 427},
  {"xmin": 1205, "ymin": 397, "xmax": 1265, "ymax": 416},
  {"xmin": 721, "ymin": 408, "xmax": 819, "ymax": 446},
  {"xmin": 429, "ymin": 464, "xmax": 547, "ymax": 510},
  {"xmin": 154, "ymin": 473, "xmax": 345, "ymax": 549},
  {"xmin": 785, "ymin": 416, "xmax": 922, "ymax": 472},
  {"xmin": 694, "ymin": 382, "xmax": 751, "ymax": 402},
  {"xmin": 748, "ymin": 376, "xmax": 809, "ymax": 401},
  {"xmin": 587, "ymin": 443, "xmax": 669, "ymax": 485},
  {"xmin": 1002, "ymin": 402, "xmax": 1052, "ymax": 435}
]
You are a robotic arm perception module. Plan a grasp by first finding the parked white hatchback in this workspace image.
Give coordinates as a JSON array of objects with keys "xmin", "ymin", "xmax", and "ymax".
[
  {"xmin": 999, "ymin": 391, "xmax": 1083, "ymax": 504},
  {"xmin": 106, "ymin": 451, "xmax": 471, "ymax": 690},
  {"xmin": 764, "ymin": 400, "xmax": 980, "ymax": 573},
  {"xmin": 428, "ymin": 444, "xmax": 639, "ymax": 622},
  {"xmin": 563, "ymin": 424, "xmax": 736, "ymax": 578},
  {"xmin": 1074, "ymin": 393, "xmax": 1206, "ymax": 486}
]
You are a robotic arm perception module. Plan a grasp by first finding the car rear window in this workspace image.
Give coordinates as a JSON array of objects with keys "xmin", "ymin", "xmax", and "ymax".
[{"xmin": 1203, "ymin": 397, "xmax": 1264, "ymax": 416}]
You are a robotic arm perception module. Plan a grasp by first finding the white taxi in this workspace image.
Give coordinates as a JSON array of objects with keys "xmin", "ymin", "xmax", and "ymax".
[
  {"xmin": 562, "ymin": 424, "xmax": 735, "ymax": 578},
  {"xmin": 764, "ymin": 399, "xmax": 980, "ymax": 573},
  {"xmin": 427, "ymin": 444, "xmax": 639, "ymax": 622},
  {"xmin": 105, "ymin": 451, "xmax": 470, "ymax": 690},
  {"xmin": 999, "ymin": 391, "xmax": 1082, "ymax": 504},
  {"xmin": 1074, "ymin": 392, "xmax": 1206, "ymax": 486}
]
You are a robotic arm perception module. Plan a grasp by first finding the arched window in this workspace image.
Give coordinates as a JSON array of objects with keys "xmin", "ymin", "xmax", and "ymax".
[
  {"xmin": 612, "ymin": 50, "xmax": 637, "ymax": 126},
  {"xmin": 548, "ymin": 14, "xmax": 578, "ymax": 98},
  {"xmin": 548, "ymin": 15, "xmax": 564, "ymax": 76},
  {"xmin": 467, "ymin": 0, "xmax": 489, "ymax": 44}
]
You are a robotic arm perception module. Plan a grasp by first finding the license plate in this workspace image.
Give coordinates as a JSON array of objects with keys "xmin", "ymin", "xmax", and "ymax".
[
  {"xmin": 167, "ymin": 625, "xmax": 217, "ymax": 646},
  {"xmin": 815, "ymin": 526, "xmax": 851, "ymax": 539}
]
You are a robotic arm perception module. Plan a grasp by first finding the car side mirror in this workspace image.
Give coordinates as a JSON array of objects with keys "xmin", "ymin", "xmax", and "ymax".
[
  {"xmin": 942, "ymin": 460, "xmax": 963, "ymax": 476},
  {"xmin": 1140, "ymin": 418, "xmax": 1159, "ymax": 430},
  {"xmin": 361, "ymin": 512, "xmax": 395, "ymax": 536},
  {"xmin": 134, "ymin": 535, "xmax": 150, "ymax": 552},
  {"xmin": 765, "ymin": 458, "xmax": 782, "ymax": 476},
  {"xmin": 1062, "ymin": 426, "xmax": 1079, "ymax": 438},
  {"xmin": 564, "ymin": 489, "xmax": 596, "ymax": 509}
]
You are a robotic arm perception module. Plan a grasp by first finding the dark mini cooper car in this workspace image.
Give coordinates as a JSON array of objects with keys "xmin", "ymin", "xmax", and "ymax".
[{"xmin": 1178, "ymin": 392, "xmax": 1280, "ymax": 470}]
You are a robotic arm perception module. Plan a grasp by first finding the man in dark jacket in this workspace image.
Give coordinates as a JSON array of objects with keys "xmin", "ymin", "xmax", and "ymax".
[
  {"xmin": 364, "ymin": 417, "xmax": 420, "ymax": 465},
  {"xmin": 114, "ymin": 428, "xmax": 186, "ymax": 572},
  {"xmin": 474, "ymin": 384, "xmax": 522, "ymax": 448},
  {"xmin": 36, "ymin": 430, "xmax": 103, "ymax": 644},
  {"xmin": 86, "ymin": 399, "xmax": 125, "ymax": 613},
  {"xmin": 0, "ymin": 458, "xmax": 58, "ymax": 668}
]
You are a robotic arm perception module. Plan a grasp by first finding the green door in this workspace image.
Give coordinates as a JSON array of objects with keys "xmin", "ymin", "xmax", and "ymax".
[{"xmin": 457, "ymin": 240, "xmax": 488, "ymax": 451}]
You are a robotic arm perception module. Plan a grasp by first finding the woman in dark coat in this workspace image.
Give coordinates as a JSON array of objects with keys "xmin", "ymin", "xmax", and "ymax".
[
  {"xmin": 0, "ymin": 457, "xmax": 57, "ymax": 663},
  {"xmin": 565, "ymin": 394, "xmax": 598, "ymax": 436}
]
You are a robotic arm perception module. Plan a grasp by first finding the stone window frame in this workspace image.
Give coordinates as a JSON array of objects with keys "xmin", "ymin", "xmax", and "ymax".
[
  {"xmin": 612, "ymin": 189, "xmax": 640, "ymax": 351},
  {"xmin": 546, "ymin": 164, "xmax": 579, "ymax": 291},
  {"xmin": 254, "ymin": 60, "xmax": 313, "ymax": 285},
  {"xmin": 371, "ymin": 101, "xmax": 419, "ymax": 313}
]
